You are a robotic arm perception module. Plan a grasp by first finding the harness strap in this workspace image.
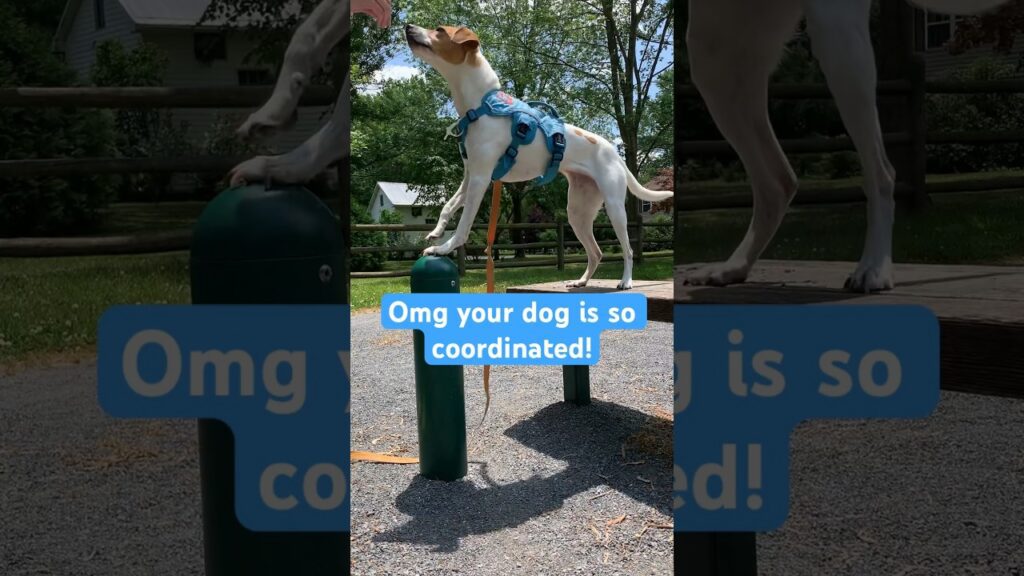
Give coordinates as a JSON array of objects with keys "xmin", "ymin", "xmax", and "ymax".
[{"xmin": 481, "ymin": 180, "xmax": 502, "ymax": 424}]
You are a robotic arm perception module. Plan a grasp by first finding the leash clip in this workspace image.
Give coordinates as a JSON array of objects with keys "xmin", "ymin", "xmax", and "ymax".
[{"xmin": 445, "ymin": 119, "xmax": 462, "ymax": 140}]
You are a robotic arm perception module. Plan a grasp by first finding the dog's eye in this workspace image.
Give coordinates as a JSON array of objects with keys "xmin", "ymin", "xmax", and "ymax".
[{"xmin": 435, "ymin": 27, "xmax": 446, "ymax": 35}]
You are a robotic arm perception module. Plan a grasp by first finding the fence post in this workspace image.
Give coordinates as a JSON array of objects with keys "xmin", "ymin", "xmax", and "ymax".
[
  {"xmin": 556, "ymin": 222, "xmax": 565, "ymax": 271},
  {"xmin": 457, "ymin": 245, "xmax": 467, "ymax": 276},
  {"xmin": 907, "ymin": 54, "xmax": 930, "ymax": 212},
  {"xmin": 635, "ymin": 221, "xmax": 645, "ymax": 265}
]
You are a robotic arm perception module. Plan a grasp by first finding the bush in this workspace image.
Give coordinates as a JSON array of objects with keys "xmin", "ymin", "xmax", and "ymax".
[
  {"xmin": 0, "ymin": 2, "xmax": 117, "ymax": 236},
  {"xmin": 92, "ymin": 40, "xmax": 194, "ymax": 201},
  {"xmin": 644, "ymin": 213, "xmax": 673, "ymax": 251},
  {"xmin": 351, "ymin": 206, "xmax": 387, "ymax": 272},
  {"xmin": 926, "ymin": 58, "xmax": 1024, "ymax": 174}
]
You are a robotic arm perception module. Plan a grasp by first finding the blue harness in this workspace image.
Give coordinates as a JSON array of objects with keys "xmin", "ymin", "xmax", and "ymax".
[{"xmin": 452, "ymin": 89, "xmax": 567, "ymax": 186}]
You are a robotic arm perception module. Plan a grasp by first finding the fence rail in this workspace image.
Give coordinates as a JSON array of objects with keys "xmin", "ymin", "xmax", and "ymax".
[
  {"xmin": 680, "ymin": 75, "xmax": 1024, "ymax": 211},
  {"xmin": 0, "ymin": 222, "xmax": 674, "ymax": 279},
  {"xmin": 0, "ymin": 86, "xmax": 337, "ymax": 108}
]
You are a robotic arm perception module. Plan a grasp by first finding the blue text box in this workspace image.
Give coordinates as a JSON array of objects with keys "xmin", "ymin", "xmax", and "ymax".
[
  {"xmin": 674, "ymin": 305, "xmax": 939, "ymax": 532},
  {"xmin": 98, "ymin": 305, "xmax": 350, "ymax": 532},
  {"xmin": 380, "ymin": 293, "xmax": 647, "ymax": 365}
]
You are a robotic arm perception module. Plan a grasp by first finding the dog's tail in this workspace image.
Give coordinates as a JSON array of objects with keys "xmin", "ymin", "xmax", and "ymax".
[
  {"xmin": 906, "ymin": 0, "xmax": 1007, "ymax": 15},
  {"xmin": 622, "ymin": 158, "xmax": 673, "ymax": 202}
]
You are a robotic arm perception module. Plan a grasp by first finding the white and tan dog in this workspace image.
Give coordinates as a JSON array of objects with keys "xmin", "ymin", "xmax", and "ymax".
[
  {"xmin": 405, "ymin": 24, "xmax": 672, "ymax": 290},
  {"xmin": 684, "ymin": 0, "xmax": 1008, "ymax": 292}
]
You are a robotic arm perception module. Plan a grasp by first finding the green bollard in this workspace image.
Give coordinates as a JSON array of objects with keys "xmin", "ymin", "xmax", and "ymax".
[
  {"xmin": 190, "ymin": 185, "xmax": 346, "ymax": 576},
  {"xmin": 410, "ymin": 255, "xmax": 467, "ymax": 481}
]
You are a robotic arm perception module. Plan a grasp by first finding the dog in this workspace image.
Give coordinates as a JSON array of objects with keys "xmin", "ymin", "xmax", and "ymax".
[
  {"xmin": 683, "ymin": 0, "xmax": 1009, "ymax": 292},
  {"xmin": 405, "ymin": 24, "xmax": 673, "ymax": 290}
]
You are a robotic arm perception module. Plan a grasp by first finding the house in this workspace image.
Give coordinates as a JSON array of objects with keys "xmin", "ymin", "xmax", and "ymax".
[
  {"xmin": 642, "ymin": 167, "xmax": 673, "ymax": 221},
  {"xmin": 913, "ymin": 9, "xmax": 1024, "ymax": 78},
  {"xmin": 368, "ymin": 182, "xmax": 444, "ymax": 243},
  {"xmin": 53, "ymin": 0, "xmax": 330, "ymax": 159}
]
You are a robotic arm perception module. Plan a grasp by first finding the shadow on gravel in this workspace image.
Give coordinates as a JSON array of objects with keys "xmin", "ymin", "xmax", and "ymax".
[{"xmin": 376, "ymin": 401, "xmax": 672, "ymax": 552}]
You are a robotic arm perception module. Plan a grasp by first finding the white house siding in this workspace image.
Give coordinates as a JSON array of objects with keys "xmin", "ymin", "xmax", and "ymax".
[
  {"xmin": 368, "ymin": 187, "xmax": 435, "ymax": 244},
  {"xmin": 138, "ymin": 28, "xmax": 331, "ymax": 156},
  {"xmin": 64, "ymin": 0, "xmax": 140, "ymax": 77}
]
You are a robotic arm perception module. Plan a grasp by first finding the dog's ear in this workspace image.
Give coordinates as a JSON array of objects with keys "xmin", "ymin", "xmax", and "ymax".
[{"xmin": 452, "ymin": 27, "xmax": 480, "ymax": 51}]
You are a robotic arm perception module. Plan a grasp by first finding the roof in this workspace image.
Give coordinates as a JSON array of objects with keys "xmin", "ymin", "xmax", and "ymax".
[
  {"xmin": 55, "ymin": 0, "xmax": 301, "ymax": 46},
  {"xmin": 373, "ymin": 182, "xmax": 440, "ymax": 208}
]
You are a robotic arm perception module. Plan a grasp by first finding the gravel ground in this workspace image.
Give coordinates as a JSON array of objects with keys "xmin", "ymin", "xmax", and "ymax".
[
  {"xmin": 760, "ymin": 392, "xmax": 1024, "ymax": 576},
  {"xmin": 3, "ymin": 310, "xmax": 1023, "ymax": 576},
  {"xmin": 0, "ymin": 360, "xmax": 204, "ymax": 575},
  {"xmin": 350, "ymin": 311, "xmax": 675, "ymax": 576}
]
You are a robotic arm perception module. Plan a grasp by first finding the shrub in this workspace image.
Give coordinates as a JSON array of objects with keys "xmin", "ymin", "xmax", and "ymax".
[
  {"xmin": 926, "ymin": 58, "xmax": 1024, "ymax": 173},
  {"xmin": 351, "ymin": 206, "xmax": 386, "ymax": 272},
  {"xmin": 0, "ymin": 2, "xmax": 117, "ymax": 236}
]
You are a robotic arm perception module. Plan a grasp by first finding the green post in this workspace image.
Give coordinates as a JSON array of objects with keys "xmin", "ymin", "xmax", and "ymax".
[
  {"xmin": 563, "ymin": 365, "xmax": 591, "ymax": 406},
  {"xmin": 410, "ymin": 255, "xmax": 467, "ymax": 481},
  {"xmin": 190, "ymin": 185, "xmax": 346, "ymax": 576}
]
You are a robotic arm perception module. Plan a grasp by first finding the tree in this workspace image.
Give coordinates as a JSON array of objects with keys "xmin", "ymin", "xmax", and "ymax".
[
  {"xmin": 202, "ymin": 0, "xmax": 400, "ymax": 86},
  {"xmin": 351, "ymin": 76, "xmax": 464, "ymax": 211},
  {"xmin": 949, "ymin": 0, "xmax": 1024, "ymax": 58},
  {"xmin": 92, "ymin": 41, "xmax": 192, "ymax": 201},
  {"xmin": 0, "ymin": 1, "xmax": 117, "ymax": 236}
]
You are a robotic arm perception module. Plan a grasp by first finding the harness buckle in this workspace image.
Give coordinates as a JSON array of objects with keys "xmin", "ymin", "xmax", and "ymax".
[
  {"xmin": 515, "ymin": 122, "xmax": 530, "ymax": 140},
  {"xmin": 467, "ymin": 109, "xmax": 480, "ymax": 122},
  {"xmin": 505, "ymin": 146, "xmax": 519, "ymax": 159}
]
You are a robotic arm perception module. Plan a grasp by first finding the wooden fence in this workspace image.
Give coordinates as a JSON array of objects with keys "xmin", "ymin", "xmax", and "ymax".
[
  {"xmin": 680, "ymin": 76, "xmax": 1024, "ymax": 210},
  {"xmin": 350, "ymin": 221, "xmax": 673, "ymax": 279},
  {"xmin": 0, "ymin": 86, "xmax": 338, "ymax": 178}
]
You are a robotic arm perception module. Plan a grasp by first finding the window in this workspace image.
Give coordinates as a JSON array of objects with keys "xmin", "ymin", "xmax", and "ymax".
[
  {"xmin": 379, "ymin": 196, "xmax": 384, "ymax": 207},
  {"xmin": 425, "ymin": 218, "xmax": 437, "ymax": 225},
  {"xmin": 641, "ymin": 200, "xmax": 653, "ymax": 213},
  {"xmin": 238, "ymin": 69, "xmax": 274, "ymax": 86},
  {"xmin": 411, "ymin": 207, "xmax": 423, "ymax": 218},
  {"xmin": 925, "ymin": 12, "xmax": 957, "ymax": 50},
  {"xmin": 194, "ymin": 33, "xmax": 227, "ymax": 62},
  {"xmin": 94, "ymin": 0, "xmax": 106, "ymax": 30}
]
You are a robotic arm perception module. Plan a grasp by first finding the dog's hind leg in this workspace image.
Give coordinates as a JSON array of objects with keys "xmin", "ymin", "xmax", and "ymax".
[
  {"xmin": 683, "ymin": 0, "xmax": 802, "ymax": 287},
  {"xmin": 590, "ymin": 166, "xmax": 634, "ymax": 290},
  {"xmin": 565, "ymin": 173, "xmax": 604, "ymax": 288},
  {"xmin": 804, "ymin": 0, "xmax": 895, "ymax": 292}
]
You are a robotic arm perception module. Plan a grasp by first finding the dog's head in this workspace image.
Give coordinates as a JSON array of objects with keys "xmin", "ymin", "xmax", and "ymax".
[{"xmin": 405, "ymin": 24, "xmax": 482, "ymax": 74}]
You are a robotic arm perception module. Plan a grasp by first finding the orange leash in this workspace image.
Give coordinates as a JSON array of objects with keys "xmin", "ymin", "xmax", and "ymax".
[
  {"xmin": 350, "ymin": 451, "xmax": 419, "ymax": 464},
  {"xmin": 481, "ymin": 180, "xmax": 502, "ymax": 423}
]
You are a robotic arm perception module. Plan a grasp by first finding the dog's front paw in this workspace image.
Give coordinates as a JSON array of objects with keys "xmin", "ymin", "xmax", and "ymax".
[
  {"xmin": 844, "ymin": 262, "xmax": 894, "ymax": 293},
  {"xmin": 617, "ymin": 279, "xmax": 633, "ymax": 290},
  {"xmin": 425, "ymin": 230, "xmax": 444, "ymax": 242},
  {"xmin": 423, "ymin": 244, "xmax": 453, "ymax": 257},
  {"xmin": 565, "ymin": 279, "xmax": 588, "ymax": 288},
  {"xmin": 227, "ymin": 156, "xmax": 271, "ymax": 188},
  {"xmin": 682, "ymin": 262, "xmax": 749, "ymax": 287}
]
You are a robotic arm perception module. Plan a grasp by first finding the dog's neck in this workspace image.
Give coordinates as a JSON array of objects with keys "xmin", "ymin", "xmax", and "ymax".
[{"xmin": 443, "ymin": 56, "xmax": 501, "ymax": 117}]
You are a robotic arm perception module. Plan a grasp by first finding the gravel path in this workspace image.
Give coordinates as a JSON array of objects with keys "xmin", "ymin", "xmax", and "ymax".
[
  {"xmin": 760, "ymin": 392, "xmax": 1024, "ymax": 576},
  {"xmin": 350, "ymin": 311, "xmax": 675, "ymax": 576},
  {"xmin": 3, "ymin": 310, "xmax": 1022, "ymax": 576},
  {"xmin": 0, "ymin": 359, "xmax": 204, "ymax": 575}
]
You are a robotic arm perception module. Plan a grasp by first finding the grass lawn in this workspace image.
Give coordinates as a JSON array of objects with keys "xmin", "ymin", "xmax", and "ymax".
[
  {"xmin": 0, "ymin": 254, "xmax": 671, "ymax": 364},
  {"xmin": 680, "ymin": 189, "xmax": 1024, "ymax": 265}
]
